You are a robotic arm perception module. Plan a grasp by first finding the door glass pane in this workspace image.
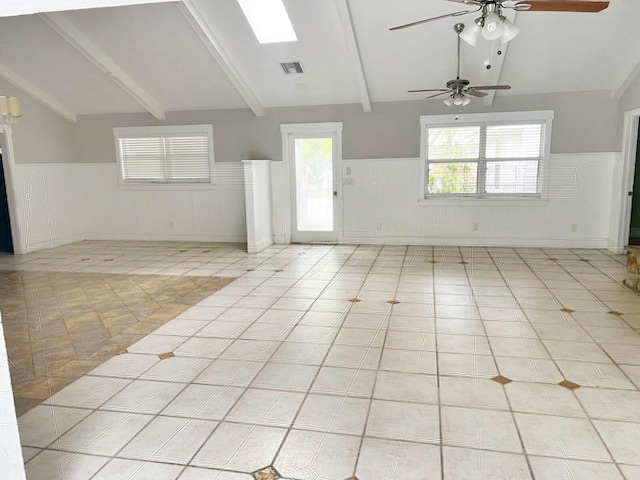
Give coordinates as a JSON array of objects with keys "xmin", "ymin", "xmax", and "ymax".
[{"xmin": 294, "ymin": 137, "xmax": 333, "ymax": 232}]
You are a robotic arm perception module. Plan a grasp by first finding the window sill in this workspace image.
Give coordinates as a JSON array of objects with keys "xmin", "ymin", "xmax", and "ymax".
[
  {"xmin": 118, "ymin": 183, "xmax": 218, "ymax": 191},
  {"xmin": 418, "ymin": 197, "xmax": 549, "ymax": 207}
]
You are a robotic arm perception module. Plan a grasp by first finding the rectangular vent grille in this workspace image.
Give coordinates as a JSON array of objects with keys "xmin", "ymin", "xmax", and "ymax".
[{"xmin": 280, "ymin": 61, "xmax": 304, "ymax": 74}]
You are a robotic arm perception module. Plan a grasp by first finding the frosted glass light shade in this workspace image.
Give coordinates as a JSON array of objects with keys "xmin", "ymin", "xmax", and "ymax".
[
  {"xmin": 482, "ymin": 13, "xmax": 504, "ymax": 40},
  {"xmin": 501, "ymin": 18, "xmax": 520, "ymax": 43},
  {"xmin": 462, "ymin": 96, "xmax": 471, "ymax": 106},
  {"xmin": 459, "ymin": 22, "xmax": 481, "ymax": 46},
  {"xmin": 444, "ymin": 97, "xmax": 454, "ymax": 107}
]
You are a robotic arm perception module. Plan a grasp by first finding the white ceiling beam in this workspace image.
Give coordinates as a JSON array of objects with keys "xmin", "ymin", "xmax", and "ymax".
[
  {"xmin": 483, "ymin": 10, "xmax": 517, "ymax": 107},
  {"xmin": 334, "ymin": 0, "xmax": 372, "ymax": 113},
  {"xmin": 612, "ymin": 62, "xmax": 640, "ymax": 100},
  {"xmin": 39, "ymin": 12, "xmax": 166, "ymax": 120},
  {"xmin": 0, "ymin": 0, "xmax": 177, "ymax": 17},
  {"xmin": 0, "ymin": 61, "xmax": 77, "ymax": 123},
  {"xmin": 177, "ymin": 0, "xmax": 264, "ymax": 117}
]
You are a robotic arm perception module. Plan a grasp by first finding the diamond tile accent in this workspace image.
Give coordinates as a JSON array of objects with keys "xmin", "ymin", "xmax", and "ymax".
[
  {"xmin": 159, "ymin": 352, "xmax": 175, "ymax": 360},
  {"xmin": 559, "ymin": 380, "xmax": 581, "ymax": 390},
  {"xmin": 548, "ymin": 258, "xmax": 559, "ymax": 261},
  {"xmin": 254, "ymin": 466, "xmax": 280, "ymax": 480},
  {"xmin": 428, "ymin": 260, "xmax": 438, "ymax": 264},
  {"xmin": 459, "ymin": 261, "xmax": 469, "ymax": 265},
  {"xmin": 387, "ymin": 300, "xmax": 400, "ymax": 305},
  {"xmin": 348, "ymin": 298, "xmax": 362, "ymax": 303},
  {"xmin": 608, "ymin": 311, "xmax": 624, "ymax": 317},
  {"xmin": 560, "ymin": 308, "xmax": 575, "ymax": 313},
  {"xmin": 492, "ymin": 375, "xmax": 512, "ymax": 385},
  {"xmin": 274, "ymin": 269, "xmax": 285, "ymax": 272}
]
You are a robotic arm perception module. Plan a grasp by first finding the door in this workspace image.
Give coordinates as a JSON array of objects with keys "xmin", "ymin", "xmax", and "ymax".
[
  {"xmin": 290, "ymin": 133, "xmax": 339, "ymax": 243},
  {"xmin": 0, "ymin": 153, "xmax": 13, "ymax": 253},
  {"xmin": 629, "ymin": 123, "xmax": 640, "ymax": 245}
]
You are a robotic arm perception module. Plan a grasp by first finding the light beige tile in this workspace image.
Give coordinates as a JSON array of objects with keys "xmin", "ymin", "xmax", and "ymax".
[{"xmin": 443, "ymin": 446, "xmax": 532, "ymax": 480}]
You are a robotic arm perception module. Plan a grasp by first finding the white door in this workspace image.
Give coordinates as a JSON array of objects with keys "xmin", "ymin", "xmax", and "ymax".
[{"xmin": 289, "ymin": 132, "xmax": 340, "ymax": 243}]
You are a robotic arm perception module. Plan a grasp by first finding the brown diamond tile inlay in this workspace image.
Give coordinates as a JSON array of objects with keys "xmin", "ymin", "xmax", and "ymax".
[
  {"xmin": 459, "ymin": 261, "xmax": 469, "ymax": 265},
  {"xmin": 559, "ymin": 380, "xmax": 580, "ymax": 390},
  {"xmin": 560, "ymin": 308, "xmax": 575, "ymax": 313},
  {"xmin": 274, "ymin": 269, "xmax": 285, "ymax": 272},
  {"xmin": 608, "ymin": 311, "xmax": 624, "ymax": 317},
  {"xmin": 348, "ymin": 298, "xmax": 362, "ymax": 303},
  {"xmin": 0, "ymin": 270, "xmax": 235, "ymax": 416},
  {"xmin": 387, "ymin": 300, "xmax": 400, "ymax": 305},
  {"xmin": 492, "ymin": 375, "xmax": 512, "ymax": 385},
  {"xmin": 253, "ymin": 466, "xmax": 280, "ymax": 480},
  {"xmin": 428, "ymin": 260, "xmax": 439, "ymax": 264},
  {"xmin": 158, "ymin": 352, "xmax": 175, "ymax": 360}
]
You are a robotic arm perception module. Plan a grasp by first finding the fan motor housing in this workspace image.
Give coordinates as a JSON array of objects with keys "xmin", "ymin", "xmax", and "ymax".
[{"xmin": 446, "ymin": 79, "xmax": 470, "ymax": 90}]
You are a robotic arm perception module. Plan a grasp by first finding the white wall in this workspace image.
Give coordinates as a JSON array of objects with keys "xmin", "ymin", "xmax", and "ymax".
[
  {"xmin": 0, "ymin": 315, "xmax": 26, "ymax": 480},
  {"xmin": 12, "ymin": 162, "xmax": 247, "ymax": 252},
  {"xmin": 272, "ymin": 153, "xmax": 617, "ymax": 248}
]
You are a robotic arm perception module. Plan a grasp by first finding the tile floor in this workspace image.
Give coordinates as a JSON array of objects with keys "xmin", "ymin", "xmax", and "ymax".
[
  {"xmin": 0, "ymin": 269, "xmax": 233, "ymax": 415},
  {"xmin": 2, "ymin": 241, "xmax": 640, "ymax": 479}
]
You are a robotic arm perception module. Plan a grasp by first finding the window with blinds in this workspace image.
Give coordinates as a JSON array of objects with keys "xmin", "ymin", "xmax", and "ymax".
[
  {"xmin": 114, "ymin": 125, "xmax": 214, "ymax": 185},
  {"xmin": 421, "ymin": 112, "xmax": 552, "ymax": 199}
]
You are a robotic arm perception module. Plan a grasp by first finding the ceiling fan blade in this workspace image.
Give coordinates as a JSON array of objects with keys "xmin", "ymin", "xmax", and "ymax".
[
  {"xmin": 408, "ymin": 89, "xmax": 450, "ymax": 93},
  {"xmin": 518, "ymin": 1, "xmax": 609, "ymax": 12},
  {"xmin": 468, "ymin": 85, "xmax": 512, "ymax": 90},
  {"xmin": 390, "ymin": 9, "xmax": 477, "ymax": 30},
  {"xmin": 446, "ymin": 0, "xmax": 482, "ymax": 4},
  {"xmin": 425, "ymin": 92, "xmax": 451, "ymax": 100},
  {"xmin": 465, "ymin": 89, "xmax": 488, "ymax": 97}
]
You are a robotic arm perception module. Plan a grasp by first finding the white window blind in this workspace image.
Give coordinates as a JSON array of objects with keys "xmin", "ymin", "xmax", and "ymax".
[
  {"xmin": 115, "ymin": 125, "xmax": 213, "ymax": 185},
  {"xmin": 423, "ymin": 115, "xmax": 549, "ymax": 198}
]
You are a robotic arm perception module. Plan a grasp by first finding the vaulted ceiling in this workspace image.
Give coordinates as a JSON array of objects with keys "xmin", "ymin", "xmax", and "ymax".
[{"xmin": 0, "ymin": 0, "xmax": 636, "ymax": 122}]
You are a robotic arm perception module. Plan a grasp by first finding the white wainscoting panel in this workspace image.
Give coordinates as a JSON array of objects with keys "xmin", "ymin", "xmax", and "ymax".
[
  {"xmin": 12, "ymin": 163, "xmax": 247, "ymax": 252},
  {"xmin": 338, "ymin": 153, "xmax": 616, "ymax": 248},
  {"xmin": 243, "ymin": 160, "xmax": 273, "ymax": 253}
]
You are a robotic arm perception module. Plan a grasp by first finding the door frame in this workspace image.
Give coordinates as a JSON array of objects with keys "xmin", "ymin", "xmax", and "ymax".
[
  {"xmin": 280, "ymin": 122, "xmax": 343, "ymax": 244},
  {"xmin": 614, "ymin": 107, "xmax": 640, "ymax": 253},
  {"xmin": 0, "ymin": 128, "xmax": 24, "ymax": 254}
]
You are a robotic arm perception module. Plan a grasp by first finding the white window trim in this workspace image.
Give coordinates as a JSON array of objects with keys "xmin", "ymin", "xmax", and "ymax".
[
  {"xmin": 418, "ymin": 110, "xmax": 554, "ymax": 205},
  {"xmin": 113, "ymin": 124, "xmax": 215, "ymax": 191}
]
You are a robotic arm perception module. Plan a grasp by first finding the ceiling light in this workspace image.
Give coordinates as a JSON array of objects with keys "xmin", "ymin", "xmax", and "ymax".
[
  {"xmin": 453, "ymin": 93, "xmax": 465, "ymax": 106},
  {"xmin": 481, "ymin": 12, "xmax": 504, "ymax": 40},
  {"xmin": 237, "ymin": 0, "xmax": 297, "ymax": 44},
  {"xmin": 501, "ymin": 17, "xmax": 520, "ymax": 44},
  {"xmin": 0, "ymin": 96, "xmax": 20, "ymax": 129},
  {"xmin": 459, "ymin": 18, "xmax": 482, "ymax": 46},
  {"xmin": 444, "ymin": 97, "xmax": 454, "ymax": 107},
  {"xmin": 462, "ymin": 97, "xmax": 471, "ymax": 106}
]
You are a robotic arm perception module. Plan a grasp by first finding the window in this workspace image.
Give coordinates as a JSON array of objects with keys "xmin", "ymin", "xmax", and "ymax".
[
  {"xmin": 420, "ymin": 111, "xmax": 553, "ymax": 199},
  {"xmin": 114, "ymin": 125, "xmax": 214, "ymax": 185}
]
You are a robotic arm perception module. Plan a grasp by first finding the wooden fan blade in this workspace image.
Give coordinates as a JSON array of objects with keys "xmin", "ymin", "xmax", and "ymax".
[
  {"xmin": 519, "ymin": 1, "xmax": 609, "ymax": 12},
  {"xmin": 390, "ymin": 9, "xmax": 476, "ymax": 30},
  {"xmin": 408, "ymin": 89, "xmax": 450, "ymax": 93},
  {"xmin": 468, "ymin": 85, "xmax": 512, "ymax": 90},
  {"xmin": 465, "ymin": 89, "xmax": 488, "ymax": 97},
  {"xmin": 425, "ymin": 92, "xmax": 452, "ymax": 100},
  {"xmin": 446, "ymin": 0, "xmax": 482, "ymax": 4}
]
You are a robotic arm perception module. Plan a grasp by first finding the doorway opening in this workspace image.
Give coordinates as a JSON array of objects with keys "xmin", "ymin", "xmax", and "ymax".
[
  {"xmin": 629, "ymin": 122, "xmax": 640, "ymax": 245},
  {"xmin": 0, "ymin": 150, "xmax": 14, "ymax": 253},
  {"xmin": 281, "ymin": 123, "xmax": 343, "ymax": 244}
]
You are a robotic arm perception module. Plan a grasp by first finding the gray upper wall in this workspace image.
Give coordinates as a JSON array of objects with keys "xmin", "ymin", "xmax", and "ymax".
[
  {"xmin": 0, "ymin": 77, "xmax": 75, "ymax": 165},
  {"xmin": 7, "ymin": 87, "xmax": 619, "ymax": 164}
]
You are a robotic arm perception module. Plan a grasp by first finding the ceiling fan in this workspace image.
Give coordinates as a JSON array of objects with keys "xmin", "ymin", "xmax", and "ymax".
[
  {"xmin": 409, "ymin": 23, "xmax": 511, "ymax": 107},
  {"xmin": 391, "ymin": 0, "xmax": 610, "ymax": 45}
]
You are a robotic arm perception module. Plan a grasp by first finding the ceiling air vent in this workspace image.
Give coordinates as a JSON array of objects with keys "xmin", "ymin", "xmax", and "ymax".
[{"xmin": 280, "ymin": 61, "xmax": 304, "ymax": 74}]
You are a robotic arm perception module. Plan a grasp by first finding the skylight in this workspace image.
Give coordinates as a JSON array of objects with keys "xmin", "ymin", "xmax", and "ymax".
[{"xmin": 237, "ymin": 0, "xmax": 297, "ymax": 44}]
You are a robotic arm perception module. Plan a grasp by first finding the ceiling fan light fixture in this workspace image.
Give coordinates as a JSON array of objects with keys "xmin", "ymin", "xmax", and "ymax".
[
  {"xmin": 459, "ymin": 19, "xmax": 482, "ymax": 46},
  {"xmin": 462, "ymin": 96, "xmax": 472, "ymax": 106},
  {"xmin": 481, "ymin": 12, "xmax": 504, "ymax": 40},
  {"xmin": 500, "ymin": 17, "xmax": 520, "ymax": 43},
  {"xmin": 453, "ymin": 93, "xmax": 465, "ymax": 106},
  {"xmin": 444, "ymin": 97, "xmax": 454, "ymax": 107}
]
